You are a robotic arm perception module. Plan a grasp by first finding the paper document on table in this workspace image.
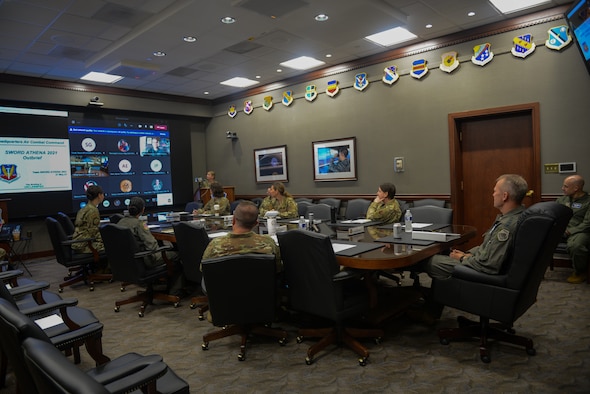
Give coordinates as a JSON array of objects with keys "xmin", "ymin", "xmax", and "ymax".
[
  {"xmin": 404, "ymin": 223, "xmax": 433, "ymax": 229},
  {"xmin": 208, "ymin": 231, "xmax": 229, "ymax": 238},
  {"xmin": 35, "ymin": 314, "xmax": 64, "ymax": 330},
  {"xmin": 331, "ymin": 243, "xmax": 357, "ymax": 253},
  {"xmin": 340, "ymin": 219, "xmax": 372, "ymax": 224},
  {"xmin": 147, "ymin": 224, "xmax": 160, "ymax": 229}
]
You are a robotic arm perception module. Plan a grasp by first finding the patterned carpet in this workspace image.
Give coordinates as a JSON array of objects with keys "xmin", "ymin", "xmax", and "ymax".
[{"xmin": 2, "ymin": 258, "xmax": 589, "ymax": 393}]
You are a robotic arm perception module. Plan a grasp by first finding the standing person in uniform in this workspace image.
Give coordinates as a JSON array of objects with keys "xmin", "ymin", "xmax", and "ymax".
[
  {"xmin": 366, "ymin": 182, "xmax": 402, "ymax": 224},
  {"xmin": 72, "ymin": 185, "xmax": 105, "ymax": 253},
  {"xmin": 556, "ymin": 174, "xmax": 590, "ymax": 284},
  {"xmin": 258, "ymin": 182, "xmax": 298, "ymax": 219},
  {"xmin": 118, "ymin": 197, "xmax": 186, "ymax": 297}
]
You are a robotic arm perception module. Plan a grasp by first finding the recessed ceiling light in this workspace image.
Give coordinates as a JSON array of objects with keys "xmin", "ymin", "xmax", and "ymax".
[
  {"xmin": 153, "ymin": 51, "xmax": 166, "ymax": 57},
  {"xmin": 325, "ymin": 53, "xmax": 332, "ymax": 58},
  {"xmin": 425, "ymin": 24, "xmax": 433, "ymax": 29},
  {"xmin": 220, "ymin": 77, "xmax": 259, "ymax": 88},
  {"xmin": 255, "ymin": 75, "xmax": 261, "ymax": 79},
  {"xmin": 221, "ymin": 16, "xmax": 236, "ymax": 24},
  {"xmin": 183, "ymin": 36, "xmax": 197, "ymax": 43},
  {"xmin": 365, "ymin": 27, "xmax": 417, "ymax": 47},
  {"xmin": 280, "ymin": 56, "xmax": 325, "ymax": 70},
  {"xmin": 80, "ymin": 72, "xmax": 123, "ymax": 83},
  {"xmin": 467, "ymin": 11, "xmax": 476, "ymax": 17},
  {"xmin": 489, "ymin": 0, "xmax": 550, "ymax": 14},
  {"xmin": 315, "ymin": 14, "xmax": 329, "ymax": 22},
  {"xmin": 276, "ymin": 69, "xmax": 282, "ymax": 73},
  {"xmin": 203, "ymin": 91, "xmax": 209, "ymax": 95}
]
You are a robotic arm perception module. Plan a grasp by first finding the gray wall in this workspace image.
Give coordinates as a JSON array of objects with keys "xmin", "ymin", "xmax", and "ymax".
[{"xmin": 205, "ymin": 19, "xmax": 590, "ymax": 197}]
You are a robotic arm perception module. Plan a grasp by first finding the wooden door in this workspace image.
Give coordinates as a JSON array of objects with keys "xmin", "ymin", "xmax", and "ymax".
[{"xmin": 449, "ymin": 103, "xmax": 541, "ymax": 250}]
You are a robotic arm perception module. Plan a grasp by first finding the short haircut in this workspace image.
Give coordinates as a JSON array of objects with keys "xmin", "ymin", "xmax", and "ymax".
[
  {"xmin": 339, "ymin": 148, "xmax": 348, "ymax": 157},
  {"xmin": 210, "ymin": 182, "xmax": 224, "ymax": 197},
  {"xmin": 207, "ymin": 170, "xmax": 215, "ymax": 178},
  {"xmin": 497, "ymin": 174, "xmax": 528, "ymax": 203},
  {"xmin": 233, "ymin": 201, "xmax": 259, "ymax": 229},
  {"xmin": 379, "ymin": 182, "xmax": 397, "ymax": 199},
  {"xmin": 85, "ymin": 185, "xmax": 103, "ymax": 200},
  {"xmin": 128, "ymin": 196, "xmax": 145, "ymax": 217}
]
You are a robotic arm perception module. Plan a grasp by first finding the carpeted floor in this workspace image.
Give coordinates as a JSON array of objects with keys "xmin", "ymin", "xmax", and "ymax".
[{"xmin": 2, "ymin": 258, "xmax": 589, "ymax": 393}]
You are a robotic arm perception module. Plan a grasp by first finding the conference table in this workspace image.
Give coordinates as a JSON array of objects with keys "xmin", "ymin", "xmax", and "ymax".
[{"xmin": 150, "ymin": 216, "xmax": 476, "ymax": 325}]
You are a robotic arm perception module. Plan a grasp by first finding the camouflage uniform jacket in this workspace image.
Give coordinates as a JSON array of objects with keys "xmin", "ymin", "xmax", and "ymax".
[
  {"xmin": 202, "ymin": 231, "xmax": 281, "ymax": 271},
  {"xmin": 556, "ymin": 192, "xmax": 590, "ymax": 236},
  {"xmin": 366, "ymin": 199, "xmax": 401, "ymax": 224},
  {"xmin": 259, "ymin": 196, "xmax": 298, "ymax": 219},
  {"xmin": 199, "ymin": 197, "xmax": 230, "ymax": 215},
  {"xmin": 71, "ymin": 203, "xmax": 104, "ymax": 253},
  {"xmin": 462, "ymin": 206, "xmax": 525, "ymax": 274}
]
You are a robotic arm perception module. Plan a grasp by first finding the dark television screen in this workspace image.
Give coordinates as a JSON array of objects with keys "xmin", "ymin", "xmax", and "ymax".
[{"xmin": 566, "ymin": 0, "xmax": 590, "ymax": 74}]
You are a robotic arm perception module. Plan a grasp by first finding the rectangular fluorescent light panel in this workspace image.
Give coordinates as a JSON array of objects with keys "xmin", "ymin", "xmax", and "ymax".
[
  {"xmin": 489, "ymin": 0, "xmax": 550, "ymax": 14},
  {"xmin": 220, "ymin": 77, "xmax": 260, "ymax": 88},
  {"xmin": 280, "ymin": 56, "xmax": 325, "ymax": 70},
  {"xmin": 80, "ymin": 71, "xmax": 123, "ymax": 83},
  {"xmin": 365, "ymin": 27, "xmax": 417, "ymax": 47}
]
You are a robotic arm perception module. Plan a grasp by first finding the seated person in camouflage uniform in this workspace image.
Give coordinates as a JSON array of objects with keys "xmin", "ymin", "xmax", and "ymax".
[
  {"xmin": 366, "ymin": 182, "xmax": 402, "ymax": 224},
  {"xmin": 72, "ymin": 185, "xmax": 105, "ymax": 253},
  {"xmin": 258, "ymin": 182, "xmax": 298, "ymax": 219},
  {"xmin": 118, "ymin": 197, "xmax": 186, "ymax": 297},
  {"xmin": 194, "ymin": 182, "xmax": 230, "ymax": 215},
  {"xmin": 556, "ymin": 174, "xmax": 590, "ymax": 284}
]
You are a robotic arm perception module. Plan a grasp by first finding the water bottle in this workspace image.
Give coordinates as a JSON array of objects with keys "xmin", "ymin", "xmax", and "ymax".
[
  {"xmin": 267, "ymin": 217, "xmax": 277, "ymax": 236},
  {"xmin": 308, "ymin": 212, "xmax": 314, "ymax": 231},
  {"xmin": 404, "ymin": 209, "xmax": 413, "ymax": 233},
  {"xmin": 298, "ymin": 215, "xmax": 306, "ymax": 230}
]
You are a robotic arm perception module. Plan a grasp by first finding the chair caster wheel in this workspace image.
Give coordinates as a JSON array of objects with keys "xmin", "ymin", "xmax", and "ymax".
[
  {"xmin": 296, "ymin": 336, "xmax": 304, "ymax": 344},
  {"xmin": 114, "ymin": 306, "xmax": 120, "ymax": 313},
  {"xmin": 138, "ymin": 311, "xmax": 144, "ymax": 318},
  {"xmin": 198, "ymin": 314, "xmax": 205, "ymax": 321},
  {"xmin": 120, "ymin": 287, "xmax": 125, "ymax": 292},
  {"xmin": 305, "ymin": 357, "xmax": 313, "ymax": 365},
  {"xmin": 526, "ymin": 348, "xmax": 536, "ymax": 356},
  {"xmin": 358, "ymin": 357, "xmax": 367, "ymax": 366},
  {"xmin": 190, "ymin": 303, "xmax": 197, "ymax": 309},
  {"xmin": 440, "ymin": 338, "xmax": 450, "ymax": 345},
  {"xmin": 238, "ymin": 353, "xmax": 245, "ymax": 361},
  {"xmin": 278, "ymin": 338, "xmax": 287, "ymax": 346},
  {"xmin": 89, "ymin": 286, "xmax": 95, "ymax": 291},
  {"xmin": 202, "ymin": 343, "xmax": 209, "ymax": 350},
  {"xmin": 174, "ymin": 302, "xmax": 180, "ymax": 308},
  {"xmin": 58, "ymin": 287, "xmax": 64, "ymax": 293},
  {"xmin": 481, "ymin": 354, "xmax": 491, "ymax": 363}
]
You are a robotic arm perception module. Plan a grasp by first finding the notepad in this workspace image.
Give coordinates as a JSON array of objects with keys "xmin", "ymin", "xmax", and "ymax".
[
  {"xmin": 331, "ymin": 243, "xmax": 356, "ymax": 253},
  {"xmin": 208, "ymin": 231, "xmax": 229, "ymax": 238},
  {"xmin": 35, "ymin": 314, "xmax": 64, "ymax": 330}
]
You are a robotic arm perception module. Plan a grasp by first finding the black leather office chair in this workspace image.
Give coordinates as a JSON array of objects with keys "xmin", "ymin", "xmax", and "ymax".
[
  {"xmin": 230, "ymin": 199, "xmax": 244, "ymax": 214},
  {"xmin": 45, "ymin": 217, "xmax": 111, "ymax": 292},
  {"xmin": 433, "ymin": 202, "xmax": 571, "ymax": 363},
  {"xmin": 0, "ymin": 299, "xmax": 189, "ymax": 394},
  {"xmin": 295, "ymin": 197, "xmax": 313, "ymax": 204},
  {"xmin": 345, "ymin": 199, "xmax": 371, "ymax": 220},
  {"xmin": 201, "ymin": 254, "xmax": 288, "ymax": 361},
  {"xmin": 305, "ymin": 203, "xmax": 331, "ymax": 221},
  {"xmin": 56, "ymin": 212, "xmax": 75, "ymax": 238},
  {"xmin": 172, "ymin": 222, "xmax": 210, "ymax": 318},
  {"xmin": 251, "ymin": 197, "xmax": 264, "ymax": 208},
  {"xmin": 412, "ymin": 198, "xmax": 446, "ymax": 208},
  {"xmin": 184, "ymin": 201, "xmax": 203, "ymax": 213},
  {"xmin": 319, "ymin": 198, "xmax": 341, "ymax": 212},
  {"xmin": 410, "ymin": 205, "xmax": 453, "ymax": 224},
  {"xmin": 109, "ymin": 213, "xmax": 125, "ymax": 223},
  {"xmin": 100, "ymin": 224, "xmax": 180, "ymax": 317},
  {"xmin": 277, "ymin": 230, "xmax": 383, "ymax": 366}
]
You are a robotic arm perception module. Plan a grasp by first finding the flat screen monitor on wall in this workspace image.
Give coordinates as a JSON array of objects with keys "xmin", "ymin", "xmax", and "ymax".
[
  {"xmin": 566, "ymin": 0, "xmax": 590, "ymax": 75},
  {"xmin": 68, "ymin": 113, "xmax": 174, "ymax": 213}
]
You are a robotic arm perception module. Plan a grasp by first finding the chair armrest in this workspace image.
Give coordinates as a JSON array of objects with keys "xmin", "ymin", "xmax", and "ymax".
[
  {"xmin": 89, "ymin": 354, "xmax": 163, "ymax": 384},
  {"xmin": 49, "ymin": 322, "xmax": 104, "ymax": 349},
  {"xmin": 103, "ymin": 362, "xmax": 168, "ymax": 394},
  {"xmin": 452, "ymin": 265, "xmax": 508, "ymax": 287},
  {"xmin": 8, "ymin": 281, "xmax": 51, "ymax": 297},
  {"xmin": 0, "ymin": 269, "xmax": 24, "ymax": 281},
  {"xmin": 333, "ymin": 269, "xmax": 363, "ymax": 282},
  {"xmin": 20, "ymin": 298, "xmax": 79, "ymax": 318},
  {"xmin": 133, "ymin": 245, "xmax": 171, "ymax": 259},
  {"xmin": 61, "ymin": 237, "xmax": 95, "ymax": 247}
]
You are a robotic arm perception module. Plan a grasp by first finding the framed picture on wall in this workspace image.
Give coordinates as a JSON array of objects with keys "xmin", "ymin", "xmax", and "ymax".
[
  {"xmin": 254, "ymin": 145, "xmax": 288, "ymax": 183},
  {"xmin": 312, "ymin": 137, "xmax": 357, "ymax": 181}
]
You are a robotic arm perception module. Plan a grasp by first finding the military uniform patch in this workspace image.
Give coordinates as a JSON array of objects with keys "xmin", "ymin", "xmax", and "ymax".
[
  {"xmin": 382, "ymin": 66, "xmax": 399, "ymax": 85},
  {"xmin": 471, "ymin": 43, "xmax": 493, "ymax": 66},
  {"xmin": 244, "ymin": 100, "xmax": 253, "ymax": 115},
  {"xmin": 326, "ymin": 80, "xmax": 339, "ymax": 97},
  {"xmin": 511, "ymin": 34, "xmax": 535, "ymax": 58},
  {"xmin": 353, "ymin": 73, "xmax": 369, "ymax": 91},
  {"xmin": 439, "ymin": 52, "xmax": 459, "ymax": 73},
  {"xmin": 546, "ymin": 25, "xmax": 572, "ymax": 51},
  {"xmin": 263, "ymin": 96, "xmax": 273, "ymax": 111},
  {"xmin": 410, "ymin": 59, "xmax": 428, "ymax": 79},
  {"xmin": 282, "ymin": 90, "xmax": 294, "ymax": 106},
  {"xmin": 497, "ymin": 229, "xmax": 509, "ymax": 242},
  {"xmin": 305, "ymin": 85, "xmax": 317, "ymax": 102},
  {"xmin": 227, "ymin": 105, "xmax": 237, "ymax": 118}
]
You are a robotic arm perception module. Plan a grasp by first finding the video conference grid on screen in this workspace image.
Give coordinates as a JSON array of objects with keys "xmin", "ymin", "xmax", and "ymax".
[{"xmin": 68, "ymin": 123, "xmax": 173, "ymax": 212}]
